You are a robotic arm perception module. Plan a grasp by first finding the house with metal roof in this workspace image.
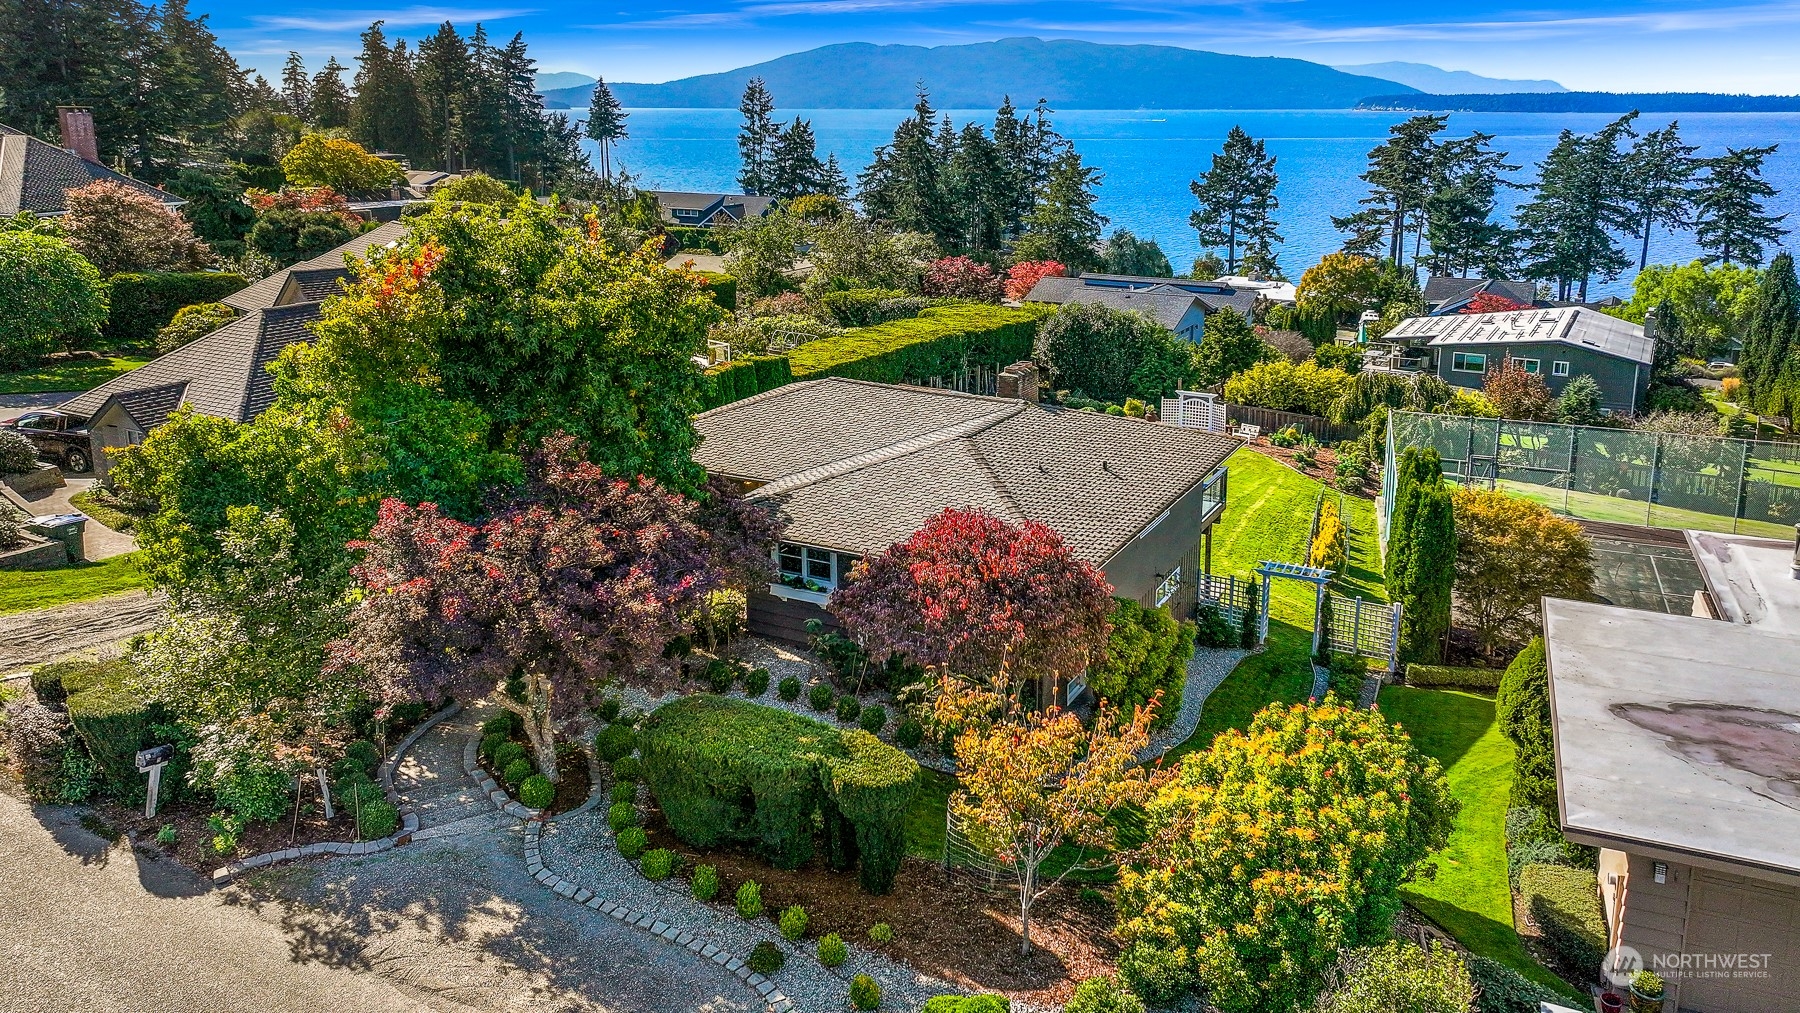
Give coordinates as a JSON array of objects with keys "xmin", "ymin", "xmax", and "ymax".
[
  {"xmin": 1384, "ymin": 306, "xmax": 1655, "ymax": 413},
  {"xmin": 1022, "ymin": 273, "xmax": 1256, "ymax": 342},
  {"xmin": 0, "ymin": 110, "xmax": 183, "ymax": 218},
  {"xmin": 1542, "ymin": 597, "xmax": 1800, "ymax": 1012},
  {"xmin": 692, "ymin": 373, "xmax": 1240, "ymax": 683},
  {"xmin": 648, "ymin": 190, "xmax": 778, "ymax": 227}
]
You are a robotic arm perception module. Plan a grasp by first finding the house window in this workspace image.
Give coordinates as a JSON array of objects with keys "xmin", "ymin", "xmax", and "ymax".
[
  {"xmin": 1552, "ymin": 360, "xmax": 1570, "ymax": 377},
  {"xmin": 1514, "ymin": 358, "xmax": 1541, "ymax": 374},
  {"xmin": 774, "ymin": 542, "xmax": 857, "ymax": 592},
  {"xmin": 1450, "ymin": 352, "xmax": 1487, "ymax": 373},
  {"xmin": 1156, "ymin": 566, "xmax": 1182, "ymax": 607}
]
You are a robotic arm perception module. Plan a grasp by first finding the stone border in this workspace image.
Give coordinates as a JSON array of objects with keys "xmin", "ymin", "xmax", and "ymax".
[
  {"xmin": 522, "ymin": 818, "xmax": 794, "ymax": 1013},
  {"xmin": 460, "ymin": 725, "xmax": 543, "ymax": 821},
  {"xmin": 211, "ymin": 701, "xmax": 462, "ymax": 883}
]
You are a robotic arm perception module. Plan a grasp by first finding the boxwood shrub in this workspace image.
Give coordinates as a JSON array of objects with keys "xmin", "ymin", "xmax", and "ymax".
[
  {"xmin": 1520, "ymin": 863, "xmax": 1606, "ymax": 975},
  {"xmin": 1407, "ymin": 663, "xmax": 1504, "ymax": 689},
  {"xmin": 778, "ymin": 904, "xmax": 808, "ymax": 941},
  {"xmin": 817, "ymin": 933, "xmax": 848, "ymax": 968},
  {"xmin": 638, "ymin": 697, "xmax": 919, "ymax": 892},
  {"xmin": 492, "ymin": 740, "xmax": 528, "ymax": 771},
  {"xmin": 1090, "ymin": 598, "xmax": 1196, "ymax": 729},
  {"xmin": 61, "ymin": 660, "xmax": 152, "ymax": 791},
  {"xmin": 777, "ymin": 676, "xmax": 802, "ymax": 701},
  {"xmin": 612, "ymin": 755, "xmax": 641, "ymax": 782},
  {"xmin": 834, "ymin": 694, "xmax": 862, "ymax": 724},
  {"xmin": 356, "ymin": 799, "xmax": 399, "ymax": 841},
  {"xmin": 808, "ymin": 683, "xmax": 834, "ymax": 712},
  {"xmin": 502, "ymin": 757, "xmax": 533, "ymax": 787},
  {"xmin": 610, "ymin": 782, "xmax": 636, "ymax": 805},
  {"xmin": 691, "ymin": 863, "xmax": 719, "ymax": 900},
  {"xmin": 641, "ymin": 847, "xmax": 677, "ymax": 880},
  {"xmin": 594, "ymin": 723, "xmax": 635, "ymax": 763},
  {"xmin": 608, "ymin": 800, "xmax": 638, "ymax": 832},
  {"xmin": 616, "ymin": 826, "xmax": 648, "ymax": 860},
  {"xmin": 859, "ymin": 705, "xmax": 887, "ymax": 734},
  {"xmin": 103, "ymin": 271, "xmax": 248, "ymax": 345},
  {"xmin": 748, "ymin": 940, "xmax": 784, "ymax": 975},
  {"xmin": 744, "ymin": 668, "xmax": 771, "ymax": 697},
  {"xmin": 922, "ymin": 997, "xmax": 1011, "ymax": 1013},
  {"xmin": 519, "ymin": 774, "xmax": 555, "ymax": 809},
  {"xmin": 850, "ymin": 974, "xmax": 881, "ymax": 1011}
]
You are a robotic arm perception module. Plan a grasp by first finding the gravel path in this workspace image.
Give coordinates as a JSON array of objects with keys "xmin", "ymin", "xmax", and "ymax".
[
  {"xmin": 538, "ymin": 801, "xmax": 958, "ymax": 1013},
  {"xmin": 395, "ymin": 705, "xmax": 513, "ymax": 840},
  {"xmin": 0, "ymin": 591, "xmax": 164, "ymax": 671},
  {"xmin": 1139, "ymin": 646, "xmax": 1250, "ymax": 760}
]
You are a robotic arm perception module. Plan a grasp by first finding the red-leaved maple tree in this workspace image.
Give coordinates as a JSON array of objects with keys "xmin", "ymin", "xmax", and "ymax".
[
  {"xmin": 829, "ymin": 507, "xmax": 1114, "ymax": 706},
  {"xmin": 331, "ymin": 433, "xmax": 781, "ymax": 780},
  {"xmin": 1459, "ymin": 291, "xmax": 1530, "ymax": 315},
  {"xmin": 922, "ymin": 257, "xmax": 1003, "ymax": 301},
  {"xmin": 1004, "ymin": 260, "xmax": 1066, "ymax": 302}
]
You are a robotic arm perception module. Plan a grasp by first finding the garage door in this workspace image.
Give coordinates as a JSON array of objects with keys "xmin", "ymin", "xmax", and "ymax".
[{"xmin": 1679, "ymin": 872, "xmax": 1800, "ymax": 1012}]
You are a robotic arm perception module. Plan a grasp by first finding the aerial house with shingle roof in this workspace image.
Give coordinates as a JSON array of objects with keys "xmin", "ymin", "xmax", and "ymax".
[{"xmin": 692, "ymin": 372, "xmax": 1241, "ymax": 694}]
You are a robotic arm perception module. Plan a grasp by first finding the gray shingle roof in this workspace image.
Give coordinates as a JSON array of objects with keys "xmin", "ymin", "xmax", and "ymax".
[
  {"xmin": 1025, "ymin": 274, "xmax": 1257, "ymax": 320},
  {"xmin": 693, "ymin": 378, "xmax": 1241, "ymax": 565},
  {"xmin": 1385, "ymin": 306, "xmax": 1654, "ymax": 365},
  {"xmin": 223, "ymin": 220, "xmax": 409, "ymax": 312},
  {"xmin": 0, "ymin": 124, "xmax": 183, "ymax": 217},
  {"xmin": 1423, "ymin": 275, "xmax": 1536, "ymax": 310},
  {"xmin": 1025, "ymin": 278, "xmax": 1204, "ymax": 333},
  {"xmin": 62, "ymin": 302, "xmax": 322, "ymax": 427}
]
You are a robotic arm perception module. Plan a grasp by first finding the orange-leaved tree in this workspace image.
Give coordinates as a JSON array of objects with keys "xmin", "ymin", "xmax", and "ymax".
[{"xmin": 952, "ymin": 696, "xmax": 1164, "ymax": 953}]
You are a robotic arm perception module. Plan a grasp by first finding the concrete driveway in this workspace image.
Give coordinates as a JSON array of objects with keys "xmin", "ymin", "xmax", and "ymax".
[{"xmin": 0, "ymin": 789, "xmax": 754, "ymax": 1013}]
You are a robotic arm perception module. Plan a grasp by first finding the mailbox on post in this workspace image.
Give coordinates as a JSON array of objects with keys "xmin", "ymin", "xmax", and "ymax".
[{"xmin": 137, "ymin": 744, "xmax": 175, "ymax": 818}]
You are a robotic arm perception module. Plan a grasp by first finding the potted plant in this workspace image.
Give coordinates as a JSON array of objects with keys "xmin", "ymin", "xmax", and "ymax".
[
  {"xmin": 1599, "ymin": 993, "xmax": 1625, "ymax": 1013},
  {"xmin": 1630, "ymin": 970, "xmax": 1666, "ymax": 1011}
]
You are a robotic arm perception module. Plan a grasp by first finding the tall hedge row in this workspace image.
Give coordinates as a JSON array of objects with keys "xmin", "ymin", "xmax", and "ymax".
[
  {"xmin": 103, "ymin": 271, "xmax": 248, "ymax": 346},
  {"xmin": 702, "ymin": 355, "xmax": 793, "ymax": 410},
  {"xmin": 696, "ymin": 271, "xmax": 737, "ymax": 312},
  {"xmin": 639, "ymin": 696, "xmax": 919, "ymax": 893}
]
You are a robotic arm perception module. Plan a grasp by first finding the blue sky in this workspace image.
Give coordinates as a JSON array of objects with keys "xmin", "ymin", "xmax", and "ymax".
[{"xmin": 202, "ymin": 0, "xmax": 1800, "ymax": 94}]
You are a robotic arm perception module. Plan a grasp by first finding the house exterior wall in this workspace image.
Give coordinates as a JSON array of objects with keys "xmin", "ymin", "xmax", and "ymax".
[
  {"xmin": 1433, "ymin": 340, "xmax": 1645, "ymax": 413},
  {"xmin": 1605, "ymin": 849, "xmax": 1800, "ymax": 1012},
  {"xmin": 746, "ymin": 586, "xmax": 840, "ymax": 645},
  {"xmin": 1100, "ymin": 474, "xmax": 1220, "ymax": 619},
  {"xmin": 87, "ymin": 403, "xmax": 143, "ymax": 484},
  {"xmin": 1174, "ymin": 305, "xmax": 1207, "ymax": 343}
]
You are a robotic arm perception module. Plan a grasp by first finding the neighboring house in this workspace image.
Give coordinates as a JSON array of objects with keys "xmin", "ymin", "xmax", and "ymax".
[
  {"xmin": 66, "ymin": 224, "xmax": 409, "ymax": 480},
  {"xmin": 223, "ymin": 220, "xmax": 409, "ymax": 313},
  {"xmin": 0, "ymin": 109, "xmax": 183, "ymax": 218},
  {"xmin": 1023, "ymin": 273, "xmax": 1257, "ymax": 341},
  {"xmin": 1543, "ymin": 595, "xmax": 1800, "ymax": 1013},
  {"xmin": 692, "ymin": 371, "xmax": 1240, "ymax": 703},
  {"xmin": 1383, "ymin": 306, "xmax": 1654, "ymax": 413},
  {"xmin": 1422, "ymin": 275, "xmax": 1538, "ymax": 315},
  {"xmin": 1209, "ymin": 273, "xmax": 1298, "ymax": 305},
  {"xmin": 649, "ymin": 190, "xmax": 778, "ymax": 227}
]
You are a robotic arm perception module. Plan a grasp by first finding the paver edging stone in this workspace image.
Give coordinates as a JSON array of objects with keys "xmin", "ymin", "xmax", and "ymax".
[{"xmin": 212, "ymin": 701, "xmax": 461, "ymax": 883}]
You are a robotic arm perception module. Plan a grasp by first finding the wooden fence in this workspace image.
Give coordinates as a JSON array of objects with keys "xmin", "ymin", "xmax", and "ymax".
[{"xmin": 1225, "ymin": 404, "xmax": 1359, "ymax": 444}]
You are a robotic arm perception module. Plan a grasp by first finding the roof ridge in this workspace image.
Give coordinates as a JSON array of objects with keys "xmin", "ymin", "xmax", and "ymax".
[{"xmin": 747, "ymin": 402, "xmax": 1029, "ymax": 500}]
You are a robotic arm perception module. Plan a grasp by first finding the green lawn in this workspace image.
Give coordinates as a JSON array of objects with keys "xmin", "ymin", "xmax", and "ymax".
[
  {"xmin": 1377, "ymin": 685, "xmax": 1583, "ymax": 1000},
  {"xmin": 0, "ymin": 355, "xmax": 153, "ymax": 395},
  {"xmin": 0, "ymin": 552, "xmax": 149, "ymax": 616},
  {"xmin": 1496, "ymin": 478, "xmax": 1794, "ymax": 539}
]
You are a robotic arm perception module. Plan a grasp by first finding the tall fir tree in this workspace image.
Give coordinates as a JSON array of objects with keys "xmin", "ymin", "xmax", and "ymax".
[
  {"xmin": 857, "ymin": 88, "xmax": 955, "ymax": 244},
  {"xmin": 946, "ymin": 122, "xmax": 1008, "ymax": 256},
  {"xmin": 990, "ymin": 96, "xmax": 1036, "ymax": 235},
  {"xmin": 1740, "ymin": 252, "xmax": 1800, "ymax": 419},
  {"xmin": 1515, "ymin": 114, "xmax": 1638, "ymax": 300},
  {"xmin": 819, "ymin": 153, "xmax": 849, "ymax": 200},
  {"xmin": 461, "ymin": 24, "xmax": 508, "ymax": 172},
  {"xmin": 584, "ymin": 77, "xmax": 628, "ymax": 179},
  {"xmin": 350, "ymin": 22, "xmax": 422, "ymax": 162},
  {"xmin": 1624, "ymin": 122, "xmax": 1698, "ymax": 270},
  {"xmin": 495, "ymin": 32, "xmax": 543, "ymax": 183},
  {"xmin": 736, "ymin": 77, "xmax": 776, "ymax": 195},
  {"xmin": 1694, "ymin": 145, "xmax": 1788, "ymax": 267},
  {"xmin": 280, "ymin": 51, "xmax": 311, "ymax": 120},
  {"xmin": 1421, "ymin": 130, "xmax": 1518, "ymax": 278},
  {"xmin": 414, "ymin": 22, "xmax": 473, "ymax": 171},
  {"xmin": 767, "ymin": 118, "xmax": 823, "ymax": 198},
  {"xmin": 1188, "ymin": 125, "xmax": 1281, "ymax": 274},
  {"xmin": 1343, "ymin": 115, "xmax": 1447, "ymax": 267},
  {"xmin": 308, "ymin": 56, "xmax": 351, "ymax": 130},
  {"xmin": 1013, "ymin": 148, "xmax": 1106, "ymax": 271}
]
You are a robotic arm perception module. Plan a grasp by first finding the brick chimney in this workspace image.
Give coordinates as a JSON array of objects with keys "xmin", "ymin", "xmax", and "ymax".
[
  {"xmin": 58, "ymin": 107, "xmax": 99, "ymax": 163},
  {"xmin": 997, "ymin": 360, "xmax": 1041, "ymax": 402}
]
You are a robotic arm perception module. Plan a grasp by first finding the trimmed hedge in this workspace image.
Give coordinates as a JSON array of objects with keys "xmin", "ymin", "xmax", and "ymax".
[
  {"xmin": 60, "ymin": 659, "xmax": 151, "ymax": 791},
  {"xmin": 699, "ymin": 304, "xmax": 1045, "ymax": 410},
  {"xmin": 1520, "ymin": 863, "xmax": 1606, "ymax": 975},
  {"xmin": 1090, "ymin": 599, "xmax": 1196, "ymax": 729},
  {"xmin": 819, "ymin": 288, "xmax": 906, "ymax": 327},
  {"xmin": 639, "ymin": 696, "xmax": 918, "ymax": 892},
  {"xmin": 103, "ymin": 271, "xmax": 248, "ymax": 346},
  {"xmin": 923, "ymin": 997, "xmax": 1012, "ymax": 1013},
  {"xmin": 697, "ymin": 271, "xmax": 737, "ymax": 312},
  {"xmin": 666, "ymin": 225, "xmax": 723, "ymax": 254},
  {"xmin": 1406, "ymin": 664, "xmax": 1504, "ymax": 689}
]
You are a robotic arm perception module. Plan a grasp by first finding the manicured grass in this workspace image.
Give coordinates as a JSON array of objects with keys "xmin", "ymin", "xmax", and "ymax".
[
  {"xmin": 1378, "ymin": 685, "xmax": 1583, "ymax": 1000},
  {"xmin": 68, "ymin": 489, "xmax": 139, "ymax": 533},
  {"xmin": 1495, "ymin": 478, "xmax": 1793, "ymax": 539},
  {"xmin": 905, "ymin": 766, "xmax": 955, "ymax": 859},
  {"xmin": 0, "ymin": 355, "xmax": 153, "ymax": 395},
  {"xmin": 0, "ymin": 552, "xmax": 149, "ymax": 616}
]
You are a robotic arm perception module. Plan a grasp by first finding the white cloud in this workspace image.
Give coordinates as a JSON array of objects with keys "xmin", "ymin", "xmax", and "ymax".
[{"xmin": 251, "ymin": 5, "xmax": 538, "ymax": 31}]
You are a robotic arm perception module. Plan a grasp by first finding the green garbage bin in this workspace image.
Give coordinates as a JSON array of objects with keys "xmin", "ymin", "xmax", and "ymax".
[{"xmin": 26, "ymin": 513, "xmax": 87, "ymax": 563}]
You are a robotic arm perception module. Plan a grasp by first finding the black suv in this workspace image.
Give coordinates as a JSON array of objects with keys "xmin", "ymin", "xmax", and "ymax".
[{"xmin": 5, "ymin": 409, "xmax": 93, "ymax": 472}]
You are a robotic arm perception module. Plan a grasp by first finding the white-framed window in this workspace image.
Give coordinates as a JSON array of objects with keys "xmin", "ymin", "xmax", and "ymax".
[
  {"xmin": 1514, "ymin": 357, "xmax": 1541, "ymax": 374},
  {"xmin": 1552, "ymin": 360, "xmax": 1570, "ymax": 377},
  {"xmin": 774, "ymin": 542, "xmax": 858, "ymax": 592},
  {"xmin": 1451, "ymin": 351, "xmax": 1487, "ymax": 373},
  {"xmin": 1155, "ymin": 566, "xmax": 1183, "ymax": 607}
]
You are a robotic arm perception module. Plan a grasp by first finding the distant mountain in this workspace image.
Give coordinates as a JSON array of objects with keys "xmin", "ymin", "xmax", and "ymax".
[
  {"xmin": 1360, "ymin": 92, "xmax": 1800, "ymax": 113},
  {"xmin": 539, "ymin": 37, "xmax": 1417, "ymax": 110},
  {"xmin": 536, "ymin": 71, "xmax": 595, "ymax": 93},
  {"xmin": 1332, "ymin": 62, "xmax": 1565, "ymax": 95}
]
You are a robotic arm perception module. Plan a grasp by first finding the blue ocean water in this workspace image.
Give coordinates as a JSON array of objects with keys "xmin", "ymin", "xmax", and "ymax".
[{"xmin": 591, "ymin": 109, "xmax": 1800, "ymax": 297}]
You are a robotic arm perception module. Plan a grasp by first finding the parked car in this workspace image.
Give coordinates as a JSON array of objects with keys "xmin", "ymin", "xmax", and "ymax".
[{"xmin": 4, "ymin": 410, "xmax": 93, "ymax": 472}]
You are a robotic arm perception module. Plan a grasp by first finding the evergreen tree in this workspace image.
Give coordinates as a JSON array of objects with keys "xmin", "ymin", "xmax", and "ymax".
[
  {"xmin": 1349, "ymin": 115, "xmax": 1447, "ymax": 267},
  {"xmin": 1694, "ymin": 144, "xmax": 1788, "ymax": 267},
  {"xmin": 990, "ymin": 96, "xmax": 1036, "ymax": 234},
  {"xmin": 736, "ymin": 77, "xmax": 776, "ymax": 195},
  {"xmin": 1624, "ymin": 122, "xmax": 1698, "ymax": 270},
  {"xmin": 857, "ymin": 88, "xmax": 954, "ymax": 244},
  {"xmin": 1421, "ymin": 131, "xmax": 1518, "ymax": 278},
  {"xmin": 1013, "ymin": 148, "xmax": 1106, "ymax": 271},
  {"xmin": 819, "ymin": 154, "xmax": 849, "ymax": 200},
  {"xmin": 1188, "ymin": 126, "xmax": 1281, "ymax": 274},
  {"xmin": 767, "ymin": 118, "xmax": 823, "ymax": 199},
  {"xmin": 1101, "ymin": 229, "xmax": 1172, "ymax": 277},
  {"xmin": 1397, "ymin": 483, "xmax": 1454, "ymax": 665},
  {"xmin": 309, "ymin": 57, "xmax": 352, "ymax": 130},
  {"xmin": 585, "ymin": 77, "xmax": 628, "ymax": 178},
  {"xmin": 461, "ymin": 24, "xmax": 507, "ymax": 173},
  {"xmin": 1740, "ymin": 252, "xmax": 1800, "ymax": 419},
  {"xmin": 945, "ymin": 122, "xmax": 1008, "ymax": 256},
  {"xmin": 281, "ymin": 51, "xmax": 311, "ymax": 120},
  {"xmin": 414, "ymin": 22, "xmax": 473, "ymax": 171},
  {"xmin": 1515, "ymin": 115, "xmax": 1637, "ymax": 301},
  {"xmin": 496, "ymin": 32, "xmax": 550, "ymax": 185},
  {"xmin": 350, "ymin": 22, "xmax": 423, "ymax": 162}
]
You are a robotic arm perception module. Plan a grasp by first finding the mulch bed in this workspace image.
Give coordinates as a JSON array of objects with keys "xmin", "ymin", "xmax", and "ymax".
[
  {"xmin": 90, "ymin": 784, "xmax": 368, "ymax": 875},
  {"xmin": 639, "ymin": 803, "xmax": 1118, "ymax": 1006},
  {"xmin": 1242, "ymin": 438, "xmax": 1372, "ymax": 497}
]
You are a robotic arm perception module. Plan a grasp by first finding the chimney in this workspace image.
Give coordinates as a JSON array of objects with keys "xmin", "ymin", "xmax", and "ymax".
[
  {"xmin": 58, "ymin": 107, "xmax": 99, "ymax": 163},
  {"xmin": 997, "ymin": 361, "xmax": 1041, "ymax": 402}
]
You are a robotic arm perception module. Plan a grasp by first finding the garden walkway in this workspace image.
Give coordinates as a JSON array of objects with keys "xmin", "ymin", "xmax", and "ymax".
[{"xmin": 392, "ymin": 704, "xmax": 514, "ymax": 841}]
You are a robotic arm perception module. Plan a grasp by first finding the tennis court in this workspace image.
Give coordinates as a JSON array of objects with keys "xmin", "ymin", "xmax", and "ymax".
[{"xmin": 1589, "ymin": 537, "xmax": 1707, "ymax": 615}]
